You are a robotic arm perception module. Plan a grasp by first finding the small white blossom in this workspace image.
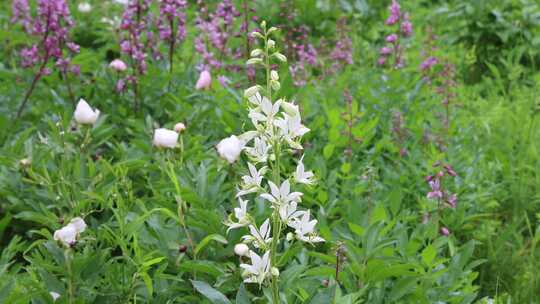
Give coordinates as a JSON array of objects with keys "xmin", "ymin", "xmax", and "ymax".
[
  {"xmin": 49, "ymin": 291, "xmax": 61, "ymax": 302},
  {"xmin": 291, "ymin": 212, "xmax": 324, "ymax": 243},
  {"xmin": 226, "ymin": 198, "xmax": 250, "ymax": 231},
  {"xmin": 239, "ymin": 250, "xmax": 271, "ymax": 284},
  {"xmin": 279, "ymin": 201, "xmax": 306, "ymax": 227},
  {"xmin": 244, "ymin": 137, "xmax": 270, "ymax": 163},
  {"xmin": 109, "ymin": 59, "xmax": 127, "ymax": 71},
  {"xmin": 216, "ymin": 135, "xmax": 243, "ymax": 164},
  {"xmin": 153, "ymin": 128, "xmax": 178, "ymax": 148},
  {"xmin": 236, "ymin": 163, "xmax": 267, "ymax": 197},
  {"xmin": 294, "ymin": 156, "xmax": 315, "ymax": 185},
  {"xmin": 174, "ymin": 122, "xmax": 186, "ymax": 133},
  {"xmin": 241, "ymin": 219, "xmax": 272, "ymax": 249},
  {"xmin": 77, "ymin": 2, "xmax": 92, "ymax": 13},
  {"xmin": 74, "ymin": 99, "xmax": 100, "ymax": 125},
  {"xmin": 274, "ymin": 113, "xmax": 310, "ymax": 149},
  {"xmin": 260, "ymin": 179, "xmax": 302, "ymax": 206}
]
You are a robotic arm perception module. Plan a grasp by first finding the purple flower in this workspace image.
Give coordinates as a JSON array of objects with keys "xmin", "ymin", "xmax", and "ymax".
[
  {"xmin": 380, "ymin": 46, "xmax": 393, "ymax": 55},
  {"xmin": 385, "ymin": 0, "xmax": 401, "ymax": 25},
  {"xmin": 421, "ymin": 56, "xmax": 438, "ymax": 71},
  {"xmin": 400, "ymin": 14, "xmax": 413, "ymax": 37},
  {"xmin": 440, "ymin": 227, "xmax": 450, "ymax": 236},
  {"xmin": 447, "ymin": 193, "xmax": 457, "ymax": 208},
  {"xmin": 386, "ymin": 34, "xmax": 398, "ymax": 43},
  {"xmin": 427, "ymin": 180, "xmax": 443, "ymax": 199}
]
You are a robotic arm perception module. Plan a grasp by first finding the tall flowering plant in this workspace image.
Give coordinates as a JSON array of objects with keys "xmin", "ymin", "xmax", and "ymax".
[
  {"xmin": 378, "ymin": 0, "xmax": 412, "ymax": 69},
  {"xmin": 223, "ymin": 21, "xmax": 323, "ymax": 302},
  {"xmin": 12, "ymin": 0, "xmax": 80, "ymax": 118}
]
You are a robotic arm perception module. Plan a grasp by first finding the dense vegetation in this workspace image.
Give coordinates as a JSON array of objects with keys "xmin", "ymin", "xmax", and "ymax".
[{"xmin": 0, "ymin": 0, "xmax": 539, "ymax": 303}]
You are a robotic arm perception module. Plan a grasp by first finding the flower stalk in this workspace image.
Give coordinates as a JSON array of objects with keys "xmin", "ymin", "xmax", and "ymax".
[{"xmin": 223, "ymin": 21, "xmax": 323, "ymax": 303}]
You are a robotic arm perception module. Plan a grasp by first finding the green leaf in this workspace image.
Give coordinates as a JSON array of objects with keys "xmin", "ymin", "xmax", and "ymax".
[
  {"xmin": 323, "ymin": 144, "xmax": 335, "ymax": 159},
  {"xmin": 235, "ymin": 283, "xmax": 251, "ymax": 304},
  {"xmin": 389, "ymin": 277, "xmax": 417, "ymax": 301},
  {"xmin": 421, "ymin": 244, "xmax": 436, "ymax": 267},
  {"xmin": 194, "ymin": 234, "xmax": 228, "ymax": 256},
  {"xmin": 140, "ymin": 272, "xmax": 153, "ymax": 296},
  {"xmin": 191, "ymin": 280, "xmax": 232, "ymax": 304}
]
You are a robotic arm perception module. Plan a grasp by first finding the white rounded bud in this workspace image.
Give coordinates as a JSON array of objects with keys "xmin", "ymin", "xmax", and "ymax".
[{"xmin": 234, "ymin": 243, "xmax": 250, "ymax": 257}]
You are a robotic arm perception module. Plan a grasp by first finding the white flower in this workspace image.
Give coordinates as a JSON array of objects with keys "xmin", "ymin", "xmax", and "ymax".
[
  {"xmin": 216, "ymin": 135, "xmax": 243, "ymax": 164},
  {"xmin": 236, "ymin": 163, "xmax": 266, "ymax": 197},
  {"xmin": 174, "ymin": 122, "xmax": 186, "ymax": 133},
  {"xmin": 78, "ymin": 2, "xmax": 92, "ymax": 13},
  {"xmin": 248, "ymin": 98, "xmax": 281, "ymax": 126},
  {"xmin": 53, "ymin": 217, "xmax": 87, "ymax": 247},
  {"xmin": 279, "ymin": 201, "xmax": 306, "ymax": 227},
  {"xmin": 244, "ymin": 137, "xmax": 270, "ymax": 163},
  {"xmin": 226, "ymin": 198, "xmax": 250, "ymax": 231},
  {"xmin": 234, "ymin": 243, "xmax": 250, "ymax": 257},
  {"xmin": 294, "ymin": 156, "xmax": 315, "ymax": 185},
  {"xmin": 260, "ymin": 179, "xmax": 302, "ymax": 206},
  {"xmin": 49, "ymin": 291, "xmax": 61, "ymax": 302},
  {"xmin": 291, "ymin": 212, "xmax": 324, "ymax": 243},
  {"xmin": 241, "ymin": 219, "xmax": 272, "ymax": 249},
  {"xmin": 274, "ymin": 112, "xmax": 309, "ymax": 149},
  {"xmin": 109, "ymin": 59, "xmax": 127, "ymax": 71},
  {"xmin": 240, "ymin": 250, "xmax": 271, "ymax": 284},
  {"xmin": 153, "ymin": 128, "xmax": 178, "ymax": 148},
  {"xmin": 74, "ymin": 99, "xmax": 100, "ymax": 125}
]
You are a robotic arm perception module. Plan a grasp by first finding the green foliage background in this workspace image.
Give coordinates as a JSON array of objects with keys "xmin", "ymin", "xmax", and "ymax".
[{"xmin": 0, "ymin": 0, "xmax": 539, "ymax": 303}]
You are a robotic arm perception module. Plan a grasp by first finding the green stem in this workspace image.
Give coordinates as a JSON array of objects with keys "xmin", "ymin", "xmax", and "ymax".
[{"xmin": 64, "ymin": 249, "xmax": 74, "ymax": 304}]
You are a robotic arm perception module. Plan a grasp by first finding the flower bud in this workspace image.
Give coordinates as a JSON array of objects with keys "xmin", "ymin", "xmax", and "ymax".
[
  {"xmin": 195, "ymin": 70, "xmax": 212, "ymax": 90},
  {"xmin": 216, "ymin": 135, "xmax": 244, "ymax": 164},
  {"xmin": 244, "ymin": 85, "xmax": 260, "ymax": 98},
  {"xmin": 247, "ymin": 58, "xmax": 263, "ymax": 65},
  {"xmin": 250, "ymin": 49, "xmax": 263, "ymax": 57},
  {"xmin": 74, "ymin": 99, "xmax": 100, "ymax": 125},
  {"xmin": 267, "ymin": 39, "xmax": 275, "ymax": 49},
  {"xmin": 174, "ymin": 122, "xmax": 186, "ymax": 133},
  {"xmin": 234, "ymin": 243, "xmax": 249, "ymax": 257},
  {"xmin": 273, "ymin": 52, "xmax": 287, "ymax": 62},
  {"xmin": 270, "ymin": 70, "xmax": 279, "ymax": 81},
  {"xmin": 271, "ymin": 267, "xmax": 280, "ymax": 276},
  {"xmin": 109, "ymin": 59, "xmax": 127, "ymax": 71},
  {"xmin": 153, "ymin": 128, "xmax": 179, "ymax": 148}
]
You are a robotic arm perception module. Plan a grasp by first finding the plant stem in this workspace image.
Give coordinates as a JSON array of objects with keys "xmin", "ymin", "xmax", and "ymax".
[
  {"xmin": 64, "ymin": 248, "xmax": 74, "ymax": 304},
  {"xmin": 64, "ymin": 71, "xmax": 76, "ymax": 108}
]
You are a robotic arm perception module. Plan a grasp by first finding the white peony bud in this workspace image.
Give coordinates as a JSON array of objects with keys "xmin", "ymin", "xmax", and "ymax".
[
  {"xmin": 109, "ymin": 59, "xmax": 127, "ymax": 71},
  {"xmin": 216, "ymin": 135, "xmax": 243, "ymax": 164},
  {"xmin": 74, "ymin": 99, "xmax": 100, "ymax": 125},
  {"xmin": 77, "ymin": 2, "xmax": 92, "ymax": 13},
  {"xmin": 153, "ymin": 128, "xmax": 179, "ymax": 149},
  {"xmin": 234, "ymin": 243, "xmax": 250, "ymax": 257},
  {"xmin": 174, "ymin": 122, "xmax": 186, "ymax": 133}
]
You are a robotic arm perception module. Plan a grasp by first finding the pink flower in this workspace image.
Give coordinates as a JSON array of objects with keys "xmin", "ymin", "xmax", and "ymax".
[
  {"xmin": 195, "ymin": 70, "xmax": 212, "ymax": 90},
  {"xmin": 377, "ymin": 57, "xmax": 386, "ymax": 65},
  {"xmin": 109, "ymin": 59, "xmax": 127, "ymax": 71},
  {"xmin": 380, "ymin": 46, "xmax": 393, "ymax": 55},
  {"xmin": 440, "ymin": 227, "xmax": 450, "ymax": 236},
  {"xmin": 386, "ymin": 34, "xmax": 398, "ymax": 43}
]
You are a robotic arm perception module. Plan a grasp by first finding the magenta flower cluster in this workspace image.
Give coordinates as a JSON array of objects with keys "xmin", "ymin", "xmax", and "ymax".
[
  {"xmin": 378, "ymin": 0, "xmax": 412, "ymax": 69},
  {"xmin": 11, "ymin": 0, "xmax": 80, "ymax": 76},
  {"xmin": 426, "ymin": 162, "xmax": 458, "ymax": 208},
  {"xmin": 329, "ymin": 18, "xmax": 354, "ymax": 71},
  {"xmin": 194, "ymin": 0, "xmax": 242, "ymax": 72},
  {"xmin": 157, "ymin": 0, "xmax": 188, "ymax": 43}
]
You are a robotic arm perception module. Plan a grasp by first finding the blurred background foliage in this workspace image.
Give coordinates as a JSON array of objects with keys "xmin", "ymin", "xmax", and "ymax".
[{"xmin": 0, "ymin": 0, "xmax": 539, "ymax": 303}]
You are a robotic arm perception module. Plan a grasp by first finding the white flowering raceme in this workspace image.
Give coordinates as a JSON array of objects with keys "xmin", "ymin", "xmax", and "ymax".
[
  {"xmin": 216, "ymin": 135, "xmax": 243, "ymax": 164},
  {"xmin": 153, "ymin": 128, "xmax": 178, "ymax": 148},
  {"xmin": 53, "ymin": 217, "xmax": 87, "ymax": 247},
  {"xmin": 223, "ymin": 22, "xmax": 323, "ymax": 300},
  {"xmin": 74, "ymin": 99, "xmax": 100, "ymax": 125}
]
